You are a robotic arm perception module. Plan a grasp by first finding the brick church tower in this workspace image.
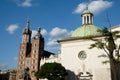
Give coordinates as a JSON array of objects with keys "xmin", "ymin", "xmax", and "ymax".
[{"xmin": 16, "ymin": 20, "xmax": 44, "ymax": 80}]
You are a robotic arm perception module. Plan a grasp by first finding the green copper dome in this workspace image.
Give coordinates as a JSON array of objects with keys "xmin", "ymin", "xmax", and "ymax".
[
  {"xmin": 71, "ymin": 24, "xmax": 102, "ymax": 37},
  {"xmin": 82, "ymin": 8, "xmax": 93, "ymax": 15},
  {"xmin": 83, "ymin": 9, "xmax": 91, "ymax": 14}
]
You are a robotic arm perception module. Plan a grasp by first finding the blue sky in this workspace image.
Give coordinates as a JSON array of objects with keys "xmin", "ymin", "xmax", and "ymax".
[{"xmin": 0, "ymin": 0, "xmax": 120, "ymax": 70}]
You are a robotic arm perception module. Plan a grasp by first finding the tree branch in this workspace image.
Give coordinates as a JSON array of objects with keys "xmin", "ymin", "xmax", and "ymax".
[{"xmin": 103, "ymin": 45, "xmax": 110, "ymax": 57}]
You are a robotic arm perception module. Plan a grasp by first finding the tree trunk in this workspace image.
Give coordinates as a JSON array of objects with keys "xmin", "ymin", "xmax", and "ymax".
[{"xmin": 110, "ymin": 60, "xmax": 119, "ymax": 80}]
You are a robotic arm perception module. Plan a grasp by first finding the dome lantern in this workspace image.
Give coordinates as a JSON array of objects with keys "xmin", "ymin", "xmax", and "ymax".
[{"xmin": 81, "ymin": 7, "xmax": 93, "ymax": 25}]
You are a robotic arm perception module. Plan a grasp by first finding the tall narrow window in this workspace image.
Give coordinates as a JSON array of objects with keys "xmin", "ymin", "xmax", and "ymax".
[
  {"xmin": 90, "ymin": 16, "xmax": 92, "ymax": 24},
  {"xmin": 33, "ymin": 66, "xmax": 34, "ymax": 69},
  {"xmin": 87, "ymin": 16, "xmax": 89, "ymax": 24},
  {"xmin": 84, "ymin": 16, "xmax": 86, "ymax": 24},
  {"xmin": 34, "ymin": 43, "xmax": 36, "ymax": 47},
  {"xmin": 19, "ymin": 66, "xmax": 22, "ymax": 69}
]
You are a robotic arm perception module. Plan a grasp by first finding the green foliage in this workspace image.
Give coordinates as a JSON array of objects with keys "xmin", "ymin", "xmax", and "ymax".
[
  {"xmin": 89, "ymin": 27, "xmax": 120, "ymax": 80},
  {"xmin": 89, "ymin": 27, "xmax": 120, "ymax": 56},
  {"xmin": 35, "ymin": 63, "xmax": 67, "ymax": 80},
  {"xmin": 89, "ymin": 39, "xmax": 104, "ymax": 49},
  {"xmin": 97, "ymin": 27, "xmax": 109, "ymax": 36},
  {"xmin": 102, "ymin": 60, "xmax": 110, "ymax": 64}
]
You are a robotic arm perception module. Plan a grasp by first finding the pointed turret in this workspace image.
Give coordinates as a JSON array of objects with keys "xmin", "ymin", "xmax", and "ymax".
[
  {"xmin": 23, "ymin": 20, "xmax": 32, "ymax": 35},
  {"xmin": 37, "ymin": 27, "xmax": 42, "ymax": 38},
  {"xmin": 34, "ymin": 27, "xmax": 43, "ymax": 39},
  {"xmin": 22, "ymin": 20, "xmax": 32, "ymax": 43}
]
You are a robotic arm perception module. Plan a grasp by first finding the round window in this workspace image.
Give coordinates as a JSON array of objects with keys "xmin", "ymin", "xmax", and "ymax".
[{"xmin": 78, "ymin": 50, "xmax": 87, "ymax": 60}]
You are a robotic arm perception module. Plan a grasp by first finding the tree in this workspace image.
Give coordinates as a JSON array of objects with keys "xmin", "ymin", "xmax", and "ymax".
[
  {"xmin": 35, "ymin": 62, "xmax": 67, "ymax": 80},
  {"xmin": 89, "ymin": 27, "xmax": 120, "ymax": 80}
]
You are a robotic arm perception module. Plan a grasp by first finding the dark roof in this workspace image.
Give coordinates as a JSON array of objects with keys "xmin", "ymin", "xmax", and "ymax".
[{"xmin": 43, "ymin": 50, "xmax": 55, "ymax": 58}]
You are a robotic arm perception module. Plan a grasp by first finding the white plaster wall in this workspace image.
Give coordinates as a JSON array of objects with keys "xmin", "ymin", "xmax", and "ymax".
[
  {"xmin": 111, "ymin": 25, "xmax": 120, "ymax": 32},
  {"xmin": 60, "ymin": 39, "xmax": 111, "ymax": 80},
  {"xmin": 40, "ymin": 54, "xmax": 61, "ymax": 67}
]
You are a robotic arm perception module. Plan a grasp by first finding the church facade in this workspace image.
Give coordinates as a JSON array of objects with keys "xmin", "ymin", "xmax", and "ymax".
[{"xmin": 58, "ymin": 8, "xmax": 113, "ymax": 80}]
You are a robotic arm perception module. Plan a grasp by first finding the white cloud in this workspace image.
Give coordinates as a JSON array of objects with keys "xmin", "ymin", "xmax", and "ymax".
[
  {"xmin": 32, "ymin": 30, "xmax": 37, "ymax": 38},
  {"xmin": 50, "ymin": 27, "xmax": 71, "ymax": 38},
  {"xmin": 73, "ymin": 2, "xmax": 87, "ymax": 14},
  {"xmin": 73, "ymin": 0, "xmax": 113, "ymax": 14},
  {"xmin": 47, "ymin": 39, "xmax": 59, "ymax": 47},
  {"xmin": 41, "ymin": 29, "xmax": 48, "ymax": 36},
  {"xmin": 46, "ymin": 38, "xmax": 60, "ymax": 51},
  {"xmin": 21, "ymin": 0, "xmax": 32, "ymax": 7},
  {"xmin": 32, "ymin": 29, "xmax": 48, "ymax": 38},
  {"xmin": 16, "ymin": 0, "xmax": 33, "ymax": 7},
  {"xmin": 6, "ymin": 24, "xmax": 19, "ymax": 34},
  {"xmin": 46, "ymin": 27, "xmax": 72, "ymax": 51},
  {"xmin": 89, "ymin": 0, "xmax": 112, "ymax": 14}
]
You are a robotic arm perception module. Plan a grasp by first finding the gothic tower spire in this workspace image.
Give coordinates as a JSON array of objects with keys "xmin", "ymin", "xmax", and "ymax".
[
  {"xmin": 37, "ymin": 27, "xmax": 42, "ymax": 38},
  {"xmin": 23, "ymin": 19, "xmax": 32, "ymax": 35},
  {"xmin": 22, "ymin": 19, "xmax": 32, "ymax": 43}
]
